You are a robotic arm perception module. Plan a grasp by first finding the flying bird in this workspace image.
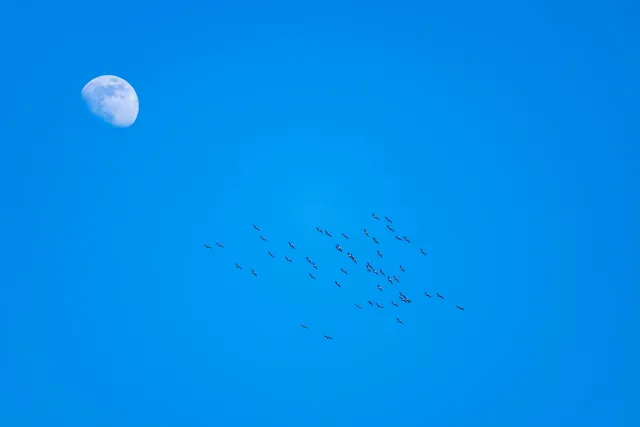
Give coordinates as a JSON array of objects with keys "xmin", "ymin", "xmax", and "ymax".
[
  {"xmin": 403, "ymin": 235, "xmax": 410, "ymax": 242},
  {"xmin": 341, "ymin": 233, "xmax": 349, "ymax": 239},
  {"xmin": 393, "ymin": 275, "xmax": 400, "ymax": 283},
  {"xmin": 325, "ymin": 230, "xmax": 332, "ymax": 237},
  {"xmin": 335, "ymin": 281, "xmax": 342, "ymax": 288},
  {"xmin": 324, "ymin": 335, "xmax": 333, "ymax": 340},
  {"xmin": 260, "ymin": 236, "xmax": 267, "ymax": 242},
  {"xmin": 251, "ymin": 269, "xmax": 258, "ymax": 277},
  {"xmin": 253, "ymin": 225, "xmax": 260, "ymax": 231},
  {"xmin": 436, "ymin": 293, "xmax": 444, "ymax": 299},
  {"xmin": 380, "ymin": 269, "xmax": 386, "ymax": 276},
  {"xmin": 396, "ymin": 317, "xmax": 404, "ymax": 324},
  {"xmin": 399, "ymin": 265, "xmax": 405, "ymax": 272},
  {"xmin": 377, "ymin": 284, "xmax": 383, "ymax": 292},
  {"xmin": 354, "ymin": 304, "xmax": 363, "ymax": 309},
  {"xmin": 456, "ymin": 305, "xmax": 465, "ymax": 311},
  {"xmin": 204, "ymin": 244, "xmax": 212, "ymax": 249},
  {"xmin": 300, "ymin": 324, "xmax": 309, "ymax": 329},
  {"xmin": 373, "ymin": 237, "xmax": 379, "ymax": 244},
  {"xmin": 285, "ymin": 256, "xmax": 293, "ymax": 262},
  {"xmin": 316, "ymin": 227, "xmax": 323, "ymax": 233},
  {"xmin": 387, "ymin": 276, "xmax": 393, "ymax": 285},
  {"xmin": 385, "ymin": 216, "xmax": 392, "ymax": 223},
  {"xmin": 235, "ymin": 263, "xmax": 242, "ymax": 269},
  {"xmin": 364, "ymin": 228, "xmax": 369, "ymax": 237},
  {"xmin": 309, "ymin": 273, "xmax": 316, "ymax": 280},
  {"xmin": 420, "ymin": 248, "xmax": 426, "ymax": 256},
  {"xmin": 306, "ymin": 256, "xmax": 312, "ymax": 264},
  {"xmin": 424, "ymin": 292, "xmax": 431, "ymax": 298},
  {"xmin": 312, "ymin": 262, "xmax": 318, "ymax": 270},
  {"xmin": 372, "ymin": 213, "xmax": 379, "ymax": 220},
  {"xmin": 377, "ymin": 250, "xmax": 383, "ymax": 258},
  {"xmin": 386, "ymin": 224, "xmax": 395, "ymax": 232},
  {"xmin": 367, "ymin": 301, "xmax": 374, "ymax": 306},
  {"xmin": 391, "ymin": 301, "xmax": 399, "ymax": 307},
  {"xmin": 395, "ymin": 235, "xmax": 402, "ymax": 241},
  {"xmin": 268, "ymin": 251, "xmax": 275, "ymax": 258},
  {"xmin": 376, "ymin": 303, "xmax": 384, "ymax": 309},
  {"xmin": 216, "ymin": 242, "xmax": 224, "ymax": 248},
  {"xmin": 335, "ymin": 244, "xmax": 343, "ymax": 252},
  {"xmin": 288, "ymin": 242, "xmax": 296, "ymax": 249},
  {"xmin": 340, "ymin": 268, "xmax": 348, "ymax": 275}
]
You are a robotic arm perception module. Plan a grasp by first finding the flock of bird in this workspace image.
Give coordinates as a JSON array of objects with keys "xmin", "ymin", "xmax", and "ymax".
[{"xmin": 205, "ymin": 213, "xmax": 465, "ymax": 341}]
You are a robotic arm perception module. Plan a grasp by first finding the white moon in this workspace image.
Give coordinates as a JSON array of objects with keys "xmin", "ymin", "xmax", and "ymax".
[{"xmin": 81, "ymin": 75, "xmax": 139, "ymax": 127}]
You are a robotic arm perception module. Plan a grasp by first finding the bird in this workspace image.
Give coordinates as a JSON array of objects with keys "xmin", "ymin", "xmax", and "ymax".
[
  {"xmin": 335, "ymin": 244, "xmax": 343, "ymax": 252},
  {"xmin": 387, "ymin": 276, "xmax": 393, "ymax": 285},
  {"xmin": 342, "ymin": 233, "xmax": 349, "ymax": 239},
  {"xmin": 268, "ymin": 251, "xmax": 275, "ymax": 258},
  {"xmin": 396, "ymin": 317, "xmax": 404, "ymax": 324},
  {"xmin": 391, "ymin": 301, "xmax": 399, "ymax": 307},
  {"xmin": 405, "ymin": 237, "xmax": 411, "ymax": 243},
  {"xmin": 367, "ymin": 300, "xmax": 374, "ymax": 306},
  {"xmin": 385, "ymin": 216, "xmax": 392, "ymax": 223},
  {"xmin": 312, "ymin": 262, "xmax": 318, "ymax": 270},
  {"xmin": 372, "ymin": 213, "xmax": 379, "ymax": 220},
  {"xmin": 376, "ymin": 303, "xmax": 384, "ymax": 308},
  {"xmin": 456, "ymin": 305, "xmax": 465, "ymax": 310},
  {"xmin": 251, "ymin": 269, "xmax": 258, "ymax": 277},
  {"xmin": 335, "ymin": 281, "xmax": 342, "ymax": 288},
  {"xmin": 393, "ymin": 275, "xmax": 400, "ymax": 283},
  {"xmin": 340, "ymin": 268, "xmax": 348, "ymax": 275},
  {"xmin": 309, "ymin": 273, "xmax": 316, "ymax": 280},
  {"xmin": 235, "ymin": 263, "xmax": 242, "ymax": 269},
  {"xmin": 325, "ymin": 230, "xmax": 332, "ymax": 237},
  {"xmin": 399, "ymin": 291, "xmax": 406, "ymax": 298},
  {"xmin": 216, "ymin": 242, "xmax": 224, "ymax": 248},
  {"xmin": 253, "ymin": 225, "xmax": 260, "ymax": 231},
  {"xmin": 300, "ymin": 324, "xmax": 309, "ymax": 329},
  {"xmin": 260, "ymin": 236, "xmax": 267, "ymax": 242},
  {"xmin": 306, "ymin": 256, "xmax": 312, "ymax": 264},
  {"xmin": 380, "ymin": 268, "xmax": 386, "ymax": 276},
  {"xmin": 288, "ymin": 242, "xmax": 296, "ymax": 249},
  {"xmin": 399, "ymin": 265, "xmax": 405, "ymax": 272},
  {"xmin": 436, "ymin": 293, "xmax": 444, "ymax": 299},
  {"xmin": 373, "ymin": 237, "xmax": 379, "ymax": 244},
  {"xmin": 377, "ymin": 284, "xmax": 383, "ymax": 292},
  {"xmin": 316, "ymin": 227, "xmax": 323, "ymax": 233},
  {"xmin": 395, "ymin": 235, "xmax": 402, "ymax": 241},
  {"xmin": 377, "ymin": 250, "xmax": 383, "ymax": 258},
  {"xmin": 424, "ymin": 292, "xmax": 431, "ymax": 298},
  {"xmin": 285, "ymin": 256, "xmax": 293, "ymax": 263},
  {"xmin": 364, "ymin": 228, "xmax": 370, "ymax": 237},
  {"xmin": 420, "ymin": 248, "xmax": 426, "ymax": 256},
  {"xmin": 324, "ymin": 335, "xmax": 333, "ymax": 340},
  {"xmin": 354, "ymin": 304, "xmax": 363, "ymax": 309},
  {"xmin": 386, "ymin": 224, "xmax": 395, "ymax": 232},
  {"xmin": 204, "ymin": 244, "xmax": 212, "ymax": 249}
]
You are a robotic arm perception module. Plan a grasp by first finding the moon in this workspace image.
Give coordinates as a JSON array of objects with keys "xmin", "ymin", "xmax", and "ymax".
[{"xmin": 81, "ymin": 75, "xmax": 139, "ymax": 127}]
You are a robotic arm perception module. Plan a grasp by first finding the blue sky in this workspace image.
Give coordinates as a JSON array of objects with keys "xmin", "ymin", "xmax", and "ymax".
[{"xmin": 1, "ymin": 0, "xmax": 639, "ymax": 426}]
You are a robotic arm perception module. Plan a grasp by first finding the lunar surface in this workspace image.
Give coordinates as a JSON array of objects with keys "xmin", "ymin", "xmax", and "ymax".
[{"xmin": 81, "ymin": 75, "xmax": 139, "ymax": 127}]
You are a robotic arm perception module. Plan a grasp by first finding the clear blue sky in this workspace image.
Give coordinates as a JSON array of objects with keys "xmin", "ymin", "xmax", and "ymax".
[{"xmin": 1, "ymin": 0, "xmax": 639, "ymax": 426}]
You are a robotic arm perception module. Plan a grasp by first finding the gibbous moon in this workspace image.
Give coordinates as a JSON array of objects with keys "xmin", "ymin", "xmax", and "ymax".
[{"xmin": 81, "ymin": 75, "xmax": 139, "ymax": 127}]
